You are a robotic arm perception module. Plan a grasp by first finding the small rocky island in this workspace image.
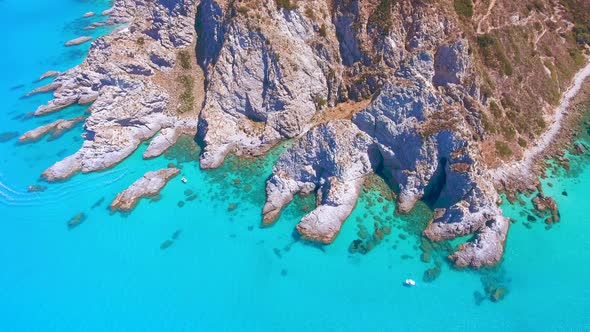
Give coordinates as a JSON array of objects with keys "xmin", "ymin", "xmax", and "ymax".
[
  {"xmin": 22, "ymin": 0, "xmax": 590, "ymax": 268},
  {"xmin": 110, "ymin": 168, "xmax": 180, "ymax": 211}
]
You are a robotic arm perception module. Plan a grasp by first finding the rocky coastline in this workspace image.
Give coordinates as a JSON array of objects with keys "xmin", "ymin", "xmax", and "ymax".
[
  {"xmin": 29, "ymin": 0, "xmax": 201, "ymax": 182},
  {"xmin": 21, "ymin": 0, "xmax": 590, "ymax": 269}
]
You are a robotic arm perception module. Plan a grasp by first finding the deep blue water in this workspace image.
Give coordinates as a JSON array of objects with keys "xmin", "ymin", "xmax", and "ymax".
[{"xmin": 1, "ymin": 1, "xmax": 589, "ymax": 331}]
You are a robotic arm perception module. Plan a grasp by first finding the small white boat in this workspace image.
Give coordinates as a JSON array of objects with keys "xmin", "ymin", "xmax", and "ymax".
[
  {"xmin": 181, "ymin": 177, "xmax": 187, "ymax": 183},
  {"xmin": 404, "ymin": 279, "xmax": 416, "ymax": 287}
]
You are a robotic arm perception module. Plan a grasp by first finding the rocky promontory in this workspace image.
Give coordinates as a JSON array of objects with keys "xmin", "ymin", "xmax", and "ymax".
[
  {"xmin": 23, "ymin": 0, "xmax": 590, "ymax": 269},
  {"xmin": 263, "ymin": 120, "xmax": 378, "ymax": 243},
  {"xmin": 30, "ymin": 0, "xmax": 201, "ymax": 181},
  {"xmin": 19, "ymin": 116, "xmax": 85, "ymax": 142},
  {"xmin": 38, "ymin": 70, "xmax": 60, "ymax": 81},
  {"xmin": 110, "ymin": 168, "xmax": 180, "ymax": 211}
]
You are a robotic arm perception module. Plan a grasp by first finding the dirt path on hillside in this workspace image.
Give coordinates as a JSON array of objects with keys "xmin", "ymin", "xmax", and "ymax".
[{"xmin": 490, "ymin": 60, "xmax": 590, "ymax": 182}]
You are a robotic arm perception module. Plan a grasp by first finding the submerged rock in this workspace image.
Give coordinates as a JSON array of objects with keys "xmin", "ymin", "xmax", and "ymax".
[
  {"xmin": 172, "ymin": 229, "xmax": 182, "ymax": 240},
  {"xmin": 348, "ymin": 239, "xmax": 366, "ymax": 254},
  {"xmin": 573, "ymin": 143, "xmax": 586, "ymax": 155},
  {"xmin": 473, "ymin": 291, "xmax": 486, "ymax": 306},
  {"xmin": 423, "ymin": 262, "xmax": 442, "ymax": 283},
  {"xmin": 67, "ymin": 212, "xmax": 86, "ymax": 230},
  {"xmin": 27, "ymin": 185, "xmax": 47, "ymax": 193},
  {"xmin": 110, "ymin": 168, "xmax": 180, "ymax": 212},
  {"xmin": 490, "ymin": 286, "xmax": 508, "ymax": 302},
  {"xmin": 420, "ymin": 251, "xmax": 431, "ymax": 263},
  {"xmin": 0, "ymin": 132, "xmax": 19, "ymax": 143},
  {"xmin": 160, "ymin": 239, "xmax": 174, "ymax": 250},
  {"xmin": 91, "ymin": 197, "xmax": 104, "ymax": 209},
  {"xmin": 273, "ymin": 248, "xmax": 282, "ymax": 258}
]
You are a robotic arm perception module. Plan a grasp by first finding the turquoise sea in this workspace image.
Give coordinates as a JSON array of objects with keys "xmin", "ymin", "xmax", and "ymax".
[{"xmin": 1, "ymin": 0, "xmax": 589, "ymax": 331}]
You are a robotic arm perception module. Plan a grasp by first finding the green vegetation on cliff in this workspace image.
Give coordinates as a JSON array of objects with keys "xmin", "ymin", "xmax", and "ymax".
[
  {"xmin": 275, "ymin": 0, "xmax": 298, "ymax": 11},
  {"xmin": 368, "ymin": 0, "xmax": 396, "ymax": 33},
  {"xmin": 453, "ymin": 0, "xmax": 473, "ymax": 18},
  {"xmin": 560, "ymin": 0, "xmax": 590, "ymax": 45}
]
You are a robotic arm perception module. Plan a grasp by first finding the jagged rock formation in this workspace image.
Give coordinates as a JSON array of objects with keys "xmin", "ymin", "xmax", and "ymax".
[
  {"xmin": 31, "ymin": 0, "xmax": 201, "ymax": 181},
  {"xmin": 196, "ymin": 0, "xmax": 340, "ymax": 168},
  {"xmin": 261, "ymin": 1, "xmax": 511, "ymax": 268},
  {"xmin": 448, "ymin": 215, "xmax": 510, "ymax": 268},
  {"xmin": 24, "ymin": 0, "xmax": 590, "ymax": 268},
  {"xmin": 263, "ymin": 120, "xmax": 379, "ymax": 243}
]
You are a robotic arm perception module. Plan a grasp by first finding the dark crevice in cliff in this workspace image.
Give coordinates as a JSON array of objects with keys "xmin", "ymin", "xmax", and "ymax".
[
  {"xmin": 195, "ymin": 117, "xmax": 208, "ymax": 151},
  {"xmin": 195, "ymin": 0, "xmax": 225, "ymax": 82},
  {"xmin": 332, "ymin": 0, "xmax": 402, "ymax": 101},
  {"xmin": 260, "ymin": 38, "xmax": 287, "ymax": 117},
  {"xmin": 371, "ymin": 149, "xmax": 402, "ymax": 199},
  {"xmin": 333, "ymin": 0, "xmax": 365, "ymax": 67},
  {"xmin": 422, "ymin": 157, "xmax": 447, "ymax": 209}
]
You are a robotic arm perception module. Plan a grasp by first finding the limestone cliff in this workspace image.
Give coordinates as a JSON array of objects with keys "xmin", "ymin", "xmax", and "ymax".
[
  {"xmin": 26, "ymin": 0, "xmax": 590, "ymax": 268},
  {"xmin": 37, "ymin": 0, "xmax": 201, "ymax": 180}
]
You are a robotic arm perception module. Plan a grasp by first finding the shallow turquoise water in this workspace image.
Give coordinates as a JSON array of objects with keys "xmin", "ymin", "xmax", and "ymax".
[{"xmin": 1, "ymin": 1, "xmax": 589, "ymax": 331}]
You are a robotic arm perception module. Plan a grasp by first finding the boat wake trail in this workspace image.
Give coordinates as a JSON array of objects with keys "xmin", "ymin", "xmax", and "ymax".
[{"xmin": 0, "ymin": 168, "xmax": 127, "ymax": 208}]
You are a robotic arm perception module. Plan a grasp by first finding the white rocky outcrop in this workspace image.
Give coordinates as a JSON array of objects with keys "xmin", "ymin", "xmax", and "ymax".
[
  {"xmin": 144, "ymin": 127, "xmax": 183, "ymax": 159},
  {"xmin": 449, "ymin": 216, "xmax": 510, "ymax": 268},
  {"xmin": 263, "ymin": 120, "xmax": 378, "ymax": 243},
  {"xmin": 19, "ymin": 116, "xmax": 85, "ymax": 142},
  {"xmin": 65, "ymin": 36, "xmax": 93, "ymax": 46},
  {"xmin": 38, "ymin": 70, "xmax": 60, "ymax": 81},
  {"xmin": 110, "ymin": 168, "xmax": 180, "ymax": 211},
  {"xmin": 30, "ymin": 0, "xmax": 200, "ymax": 181}
]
